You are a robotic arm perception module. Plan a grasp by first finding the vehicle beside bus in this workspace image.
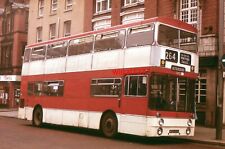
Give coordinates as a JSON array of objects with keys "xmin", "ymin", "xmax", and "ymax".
[{"xmin": 18, "ymin": 17, "xmax": 198, "ymax": 137}]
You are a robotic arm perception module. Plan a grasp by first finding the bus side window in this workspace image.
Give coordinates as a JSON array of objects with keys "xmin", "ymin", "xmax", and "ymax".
[
  {"xmin": 91, "ymin": 78, "xmax": 121, "ymax": 97},
  {"xmin": 125, "ymin": 75, "xmax": 147, "ymax": 96},
  {"xmin": 127, "ymin": 24, "xmax": 154, "ymax": 48},
  {"xmin": 94, "ymin": 30, "xmax": 125, "ymax": 52},
  {"xmin": 30, "ymin": 46, "xmax": 46, "ymax": 61},
  {"xmin": 158, "ymin": 24, "xmax": 179, "ymax": 48},
  {"xmin": 68, "ymin": 36, "xmax": 94, "ymax": 56},
  {"xmin": 44, "ymin": 81, "xmax": 64, "ymax": 96},
  {"xmin": 47, "ymin": 42, "xmax": 67, "ymax": 59},
  {"xmin": 23, "ymin": 48, "xmax": 31, "ymax": 63}
]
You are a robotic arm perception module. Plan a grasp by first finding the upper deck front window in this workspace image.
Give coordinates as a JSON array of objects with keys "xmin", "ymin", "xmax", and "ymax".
[
  {"xmin": 127, "ymin": 24, "xmax": 154, "ymax": 48},
  {"xmin": 158, "ymin": 24, "xmax": 197, "ymax": 52}
]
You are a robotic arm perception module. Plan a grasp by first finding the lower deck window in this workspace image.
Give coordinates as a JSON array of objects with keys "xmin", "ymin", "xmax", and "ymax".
[
  {"xmin": 91, "ymin": 78, "xmax": 121, "ymax": 97},
  {"xmin": 125, "ymin": 75, "xmax": 147, "ymax": 96},
  {"xmin": 28, "ymin": 80, "xmax": 64, "ymax": 96}
]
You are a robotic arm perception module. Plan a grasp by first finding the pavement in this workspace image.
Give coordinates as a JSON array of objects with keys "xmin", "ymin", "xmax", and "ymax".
[{"xmin": 0, "ymin": 108, "xmax": 225, "ymax": 146}]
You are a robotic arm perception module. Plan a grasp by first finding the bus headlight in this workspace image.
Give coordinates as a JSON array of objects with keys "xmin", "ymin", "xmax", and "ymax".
[
  {"xmin": 191, "ymin": 65, "xmax": 195, "ymax": 72},
  {"xmin": 160, "ymin": 59, "xmax": 166, "ymax": 67},
  {"xmin": 159, "ymin": 118, "xmax": 164, "ymax": 126},
  {"xmin": 187, "ymin": 119, "xmax": 192, "ymax": 126},
  {"xmin": 157, "ymin": 127, "xmax": 163, "ymax": 135},
  {"xmin": 186, "ymin": 127, "xmax": 191, "ymax": 135}
]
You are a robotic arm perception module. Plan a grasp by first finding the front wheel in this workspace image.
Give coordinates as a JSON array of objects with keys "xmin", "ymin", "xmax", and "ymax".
[
  {"xmin": 101, "ymin": 113, "xmax": 118, "ymax": 138},
  {"xmin": 32, "ymin": 106, "xmax": 43, "ymax": 127}
]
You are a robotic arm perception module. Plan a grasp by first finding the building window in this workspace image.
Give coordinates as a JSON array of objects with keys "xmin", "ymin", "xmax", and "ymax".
[
  {"xmin": 36, "ymin": 27, "xmax": 43, "ymax": 42},
  {"xmin": 93, "ymin": 19, "xmax": 111, "ymax": 30},
  {"xmin": 180, "ymin": 0, "xmax": 198, "ymax": 27},
  {"xmin": 51, "ymin": 0, "xmax": 57, "ymax": 14},
  {"xmin": 65, "ymin": 0, "xmax": 73, "ymax": 11},
  {"xmin": 124, "ymin": 0, "xmax": 144, "ymax": 7},
  {"xmin": 38, "ymin": 0, "xmax": 44, "ymax": 17},
  {"xmin": 195, "ymin": 70, "xmax": 207, "ymax": 104},
  {"xmin": 122, "ymin": 11, "xmax": 144, "ymax": 24},
  {"xmin": 96, "ymin": 0, "xmax": 111, "ymax": 13},
  {"xmin": 6, "ymin": 16, "xmax": 12, "ymax": 33},
  {"xmin": 63, "ymin": 20, "xmax": 71, "ymax": 37},
  {"xmin": 0, "ymin": 47, "xmax": 12, "ymax": 68},
  {"xmin": 49, "ymin": 23, "xmax": 56, "ymax": 39}
]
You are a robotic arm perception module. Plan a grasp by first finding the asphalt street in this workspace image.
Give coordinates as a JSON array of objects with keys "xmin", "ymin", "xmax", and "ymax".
[{"xmin": 0, "ymin": 117, "xmax": 223, "ymax": 149}]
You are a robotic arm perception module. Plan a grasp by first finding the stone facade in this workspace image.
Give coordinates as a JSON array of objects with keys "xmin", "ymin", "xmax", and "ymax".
[
  {"xmin": 27, "ymin": 0, "xmax": 86, "ymax": 44},
  {"xmin": 0, "ymin": 0, "xmax": 29, "ymax": 108}
]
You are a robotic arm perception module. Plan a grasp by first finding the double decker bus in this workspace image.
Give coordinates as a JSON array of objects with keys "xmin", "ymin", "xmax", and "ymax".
[{"xmin": 18, "ymin": 17, "xmax": 198, "ymax": 137}]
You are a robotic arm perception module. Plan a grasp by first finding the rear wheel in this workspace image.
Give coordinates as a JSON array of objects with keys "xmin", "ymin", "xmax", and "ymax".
[
  {"xmin": 32, "ymin": 106, "xmax": 43, "ymax": 127},
  {"xmin": 101, "ymin": 112, "xmax": 118, "ymax": 138}
]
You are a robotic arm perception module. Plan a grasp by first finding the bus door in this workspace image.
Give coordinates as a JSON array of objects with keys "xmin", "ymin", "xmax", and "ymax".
[{"xmin": 119, "ymin": 75, "xmax": 148, "ymax": 135}]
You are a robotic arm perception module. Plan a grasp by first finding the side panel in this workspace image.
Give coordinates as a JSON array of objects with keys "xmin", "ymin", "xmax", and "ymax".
[
  {"xmin": 41, "ymin": 108, "xmax": 101, "ymax": 129},
  {"xmin": 21, "ymin": 63, "xmax": 29, "ymax": 76},
  {"xmin": 45, "ymin": 58, "xmax": 66, "ymax": 74},
  {"xmin": 124, "ymin": 46, "xmax": 151, "ymax": 68},
  {"xmin": 29, "ymin": 61, "xmax": 45, "ymax": 75},
  {"xmin": 119, "ymin": 114, "xmax": 147, "ymax": 136},
  {"xmin": 66, "ymin": 54, "xmax": 92, "ymax": 72},
  {"xmin": 92, "ymin": 50, "xmax": 124, "ymax": 70}
]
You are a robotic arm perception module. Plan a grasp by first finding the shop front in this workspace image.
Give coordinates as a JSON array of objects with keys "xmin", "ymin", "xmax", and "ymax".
[{"xmin": 0, "ymin": 75, "xmax": 21, "ymax": 108}]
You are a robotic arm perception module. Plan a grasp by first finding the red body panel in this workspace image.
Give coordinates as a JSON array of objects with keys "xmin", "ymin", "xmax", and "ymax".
[{"xmin": 21, "ymin": 66, "xmax": 197, "ymax": 119}]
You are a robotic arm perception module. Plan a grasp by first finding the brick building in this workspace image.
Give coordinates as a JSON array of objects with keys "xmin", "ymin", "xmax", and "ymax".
[
  {"xmin": 0, "ymin": 0, "xmax": 29, "ymax": 108},
  {"xmin": 81, "ymin": 0, "xmax": 219, "ymax": 127},
  {"xmin": 24, "ymin": 0, "xmax": 221, "ymax": 127}
]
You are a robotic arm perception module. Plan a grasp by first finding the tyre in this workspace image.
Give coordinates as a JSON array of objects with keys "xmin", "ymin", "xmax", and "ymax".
[
  {"xmin": 32, "ymin": 106, "xmax": 43, "ymax": 127},
  {"xmin": 101, "ymin": 112, "xmax": 118, "ymax": 138}
]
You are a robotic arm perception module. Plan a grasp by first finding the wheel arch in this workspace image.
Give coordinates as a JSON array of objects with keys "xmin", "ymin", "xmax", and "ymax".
[
  {"xmin": 33, "ymin": 104, "xmax": 43, "ymax": 116},
  {"xmin": 32, "ymin": 104, "xmax": 43, "ymax": 126},
  {"xmin": 99, "ymin": 109, "xmax": 118, "ymax": 130}
]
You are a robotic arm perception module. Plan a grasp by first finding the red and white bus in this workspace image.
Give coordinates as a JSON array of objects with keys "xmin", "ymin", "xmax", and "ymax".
[{"xmin": 18, "ymin": 17, "xmax": 198, "ymax": 137}]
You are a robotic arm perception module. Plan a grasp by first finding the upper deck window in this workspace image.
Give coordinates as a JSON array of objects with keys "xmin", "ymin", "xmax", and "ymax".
[
  {"xmin": 30, "ymin": 46, "xmax": 46, "ymax": 61},
  {"xmin": 126, "ymin": 24, "xmax": 154, "ymax": 48},
  {"xmin": 47, "ymin": 42, "xmax": 67, "ymax": 59},
  {"xmin": 95, "ymin": 30, "xmax": 125, "ymax": 52},
  {"xmin": 158, "ymin": 24, "xmax": 197, "ymax": 51},
  {"xmin": 68, "ymin": 36, "xmax": 94, "ymax": 56},
  {"xmin": 158, "ymin": 25, "xmax": 179, "ymax": 49},
  {"xmin": 24, "ymin": 48, "xmax": 31, "ymax": 63}
]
